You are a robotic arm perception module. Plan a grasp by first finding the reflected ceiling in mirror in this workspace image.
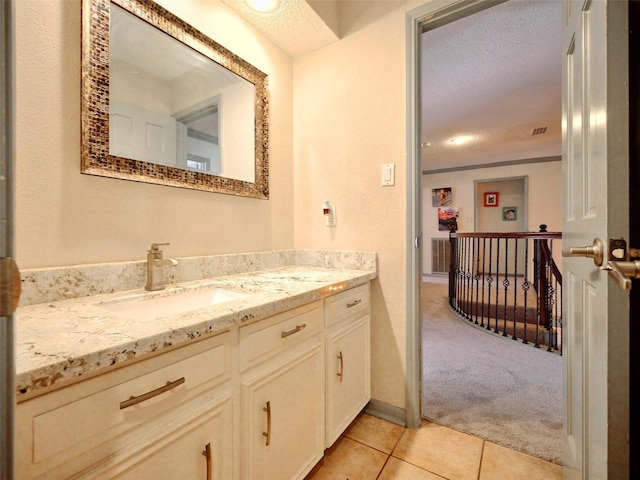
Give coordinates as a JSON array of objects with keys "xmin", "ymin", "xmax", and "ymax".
[{"xmin": 81, "ymin": 0, "xmax": 269, "ymax": 198}]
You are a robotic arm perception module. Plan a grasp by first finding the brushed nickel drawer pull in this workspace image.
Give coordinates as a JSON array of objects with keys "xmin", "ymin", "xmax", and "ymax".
[
  {"xmin": 202, "ymin": 443, "xmax": 212, "ymax": 480},
  {"xmin": 119, "ymin": 377, "xmax": 185, "ymax": 410},
  {"xmin": 263, "ymin": 401, "xmax": 271, "ymax": 446},
  {"xmin": 337, "ymin": 351, "xmax": 344, "ymax": 382},
  {"xmin": 347, "ymin": 299, "xmax": 362, "ymax": 308},
  {"xmin": 281, "ymin": 323, "xmax": 306, "ymax": 338}
]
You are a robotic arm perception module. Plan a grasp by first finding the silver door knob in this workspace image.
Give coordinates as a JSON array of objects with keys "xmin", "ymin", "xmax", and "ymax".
[{"xmin": 562, "ymin": 238, "xmax": 604, "ymax": 267}]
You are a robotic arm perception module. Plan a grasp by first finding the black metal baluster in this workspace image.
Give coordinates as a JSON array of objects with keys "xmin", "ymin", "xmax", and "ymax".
[
  {"xmin": 494, "ymin": 238, "xmax": 500, "ymax": 334},
  {"xmin": 461, "ymin": 237, "xmax": 467, "ymax": 317},
  {"xmin": 466, "ymin": 237, "xmax": 473, "ymax": 320},
  {"xmin": 558, "ymin": 278, "xmax": 563, "ymax": 356},
  {"xmin": 459, "ymin": 236, "xmax": 466, "ymax": 313},
  {"xmin": 546, "ymin": 266, "xmax": 555, "ymax": 352},
  {"xmin": 480, "ymin": 237, "xmax": 487, "ymax": 328},
  {"xmin": 502, "ymin": 239, "xmax": 510, "ymax": 337},
  {"xmin": 486, "ymin": 238, "xmax": 494, "ymax": 331},
  {"xmin": 461, "ymin": 238, "xmax": 469, "ymax": 320},
  {"xmin": 522, "ymin": 239, "xmax": 530, "ymax": 345},
  {"xmin": 449, "ymin": 233, "xmax": 456, "ymax": 309},
  {"xmin": 474, "ymin": 237, "xmax": 481, "ymax": 324},
  {"xmin": 458, "ymin": 237, "xmax": 467, "ymax": 314},
  {"xmin": 512, "ymin": 239, "xmax": 519, "ymax": 340},
  {"xmin": 455, "ymin": 236, "xmax": 462, "ymax": 311}
]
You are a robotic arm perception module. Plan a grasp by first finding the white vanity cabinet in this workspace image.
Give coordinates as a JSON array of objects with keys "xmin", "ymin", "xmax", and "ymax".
[
  {"xmin": 16, "ymin": 281, "xmax": 372, "ymax": 480},
  {"xmin": 324, "ymin": 283, "xmax": 371, "ymax": 447},
  {"xmin": 238, "ymin": 301, "xmax": 325, "ymax": 480},
  {"xmin": 16, "ymin": 332, "xmax": 233, "ymax": 480}
]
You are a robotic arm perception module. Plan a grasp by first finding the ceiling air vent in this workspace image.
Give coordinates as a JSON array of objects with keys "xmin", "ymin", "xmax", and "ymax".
[{"xmin": 531, "ymin": 126, "xmax": 548, "ymax": 136}]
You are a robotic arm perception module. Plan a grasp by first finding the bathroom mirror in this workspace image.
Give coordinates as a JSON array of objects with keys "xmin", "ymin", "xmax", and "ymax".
[{"xmin": 81, "ymin": 0, "xmax": 269, "ymax": 198}]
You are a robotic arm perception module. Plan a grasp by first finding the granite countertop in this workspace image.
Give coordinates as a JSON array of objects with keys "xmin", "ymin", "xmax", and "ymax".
[{"xmin": 16, "ymin": 265, "xmax": 376, "ymax": 399}]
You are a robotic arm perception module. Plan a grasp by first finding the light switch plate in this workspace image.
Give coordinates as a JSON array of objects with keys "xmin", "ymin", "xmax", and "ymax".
[{"xmin": 381, "ymin": 163, "xmax": 395, "ymax": 186}]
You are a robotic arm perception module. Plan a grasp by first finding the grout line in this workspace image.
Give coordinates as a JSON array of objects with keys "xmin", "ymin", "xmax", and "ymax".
[
  {"xmin": 477, "ymin": 440, "xmax": 486, "ymax": 480},
  {"xmin": 343, "ymin": 434, "xmax": 399, "ymax": 457},
  {"xmin": 392, "ymin": 456, "xmax": 449, "ymax": 480},
  {"xmin": 374, "ymin": 455, "xmax": 392, "ymax": 480},
  {"xmin": 388, "ymin": 424, "xmax": 406, "ymax": 456}
]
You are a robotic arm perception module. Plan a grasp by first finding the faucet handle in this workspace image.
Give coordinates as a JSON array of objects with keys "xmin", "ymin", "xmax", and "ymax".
[{"xmin": 149, "ymin": 242, "xmax": 170, "ymax": 252}]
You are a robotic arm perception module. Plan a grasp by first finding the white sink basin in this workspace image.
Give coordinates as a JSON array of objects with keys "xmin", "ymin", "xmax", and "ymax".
[{"xmin": 101, "ymin": 287, "xmax": 249, "ymax": 321}]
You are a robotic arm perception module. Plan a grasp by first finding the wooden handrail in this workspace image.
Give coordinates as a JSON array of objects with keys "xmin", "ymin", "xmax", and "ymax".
[{"xmin": 451, "ymin": 232, "xmax": 561, "ymax": 240}]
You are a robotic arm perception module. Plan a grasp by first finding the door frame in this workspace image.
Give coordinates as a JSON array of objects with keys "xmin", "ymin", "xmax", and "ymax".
[
  {"xmin": 0, "ymin": 1, "xmax": 16, "ymax": 478},
  {"xmin": 404, "ymin": 0, "xmax": 507, "ymax": 429}
]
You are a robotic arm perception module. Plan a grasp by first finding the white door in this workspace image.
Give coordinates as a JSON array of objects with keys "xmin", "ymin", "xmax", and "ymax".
[
  {"xmin": 562, "ymin": 0, "xmax": 629, "ymax": 477},
  {"xmin": 109, "ymin": 100, "xmax": 177, "ymax": 166}
]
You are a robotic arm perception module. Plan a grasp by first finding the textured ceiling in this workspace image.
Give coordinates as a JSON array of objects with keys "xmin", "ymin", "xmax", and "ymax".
[
  {"xmin": 420, "ymin": 0, "xmax": 562, "ymax": 172},
  {"xmin": 219, "ymin": 0, "xmax": 340, "ymax": 57},
  {"xmin": 222, "ymin": 0, "xmax": 563, "ymax": 173}
]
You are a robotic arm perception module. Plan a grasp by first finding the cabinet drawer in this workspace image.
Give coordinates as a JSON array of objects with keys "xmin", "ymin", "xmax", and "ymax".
[
  {"xmin": 324, "ymin": 283, "xmax": 370, "ymax": 327},
  {"xmin": 17, "ymin": 332, "xmax": 232, "ymax": 478},
  {"xmin": 239, "ymin": 301, "xmax": 322, "ymax": 372}
]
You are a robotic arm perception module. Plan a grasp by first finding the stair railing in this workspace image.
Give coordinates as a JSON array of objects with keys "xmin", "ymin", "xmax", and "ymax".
[{"xmin": 449, "ymin": 226, "xmax": 563, "ymax": 353}]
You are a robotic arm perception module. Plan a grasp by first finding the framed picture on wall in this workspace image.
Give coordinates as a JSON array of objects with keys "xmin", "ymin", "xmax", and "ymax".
[
  {"xmin": 503, "ymin": 207, "xmax": 517, "ymax": 221},
  {"xmin": 438, "ymin": 206, "xmax": 459, "ymax": 231},
  {"xmin": 432, "ymin": 187, "xmax": 452, "ymax": 207},
  {"xmin": 484, "ymin": 192, "xmax": 499, "ymax": 207}
]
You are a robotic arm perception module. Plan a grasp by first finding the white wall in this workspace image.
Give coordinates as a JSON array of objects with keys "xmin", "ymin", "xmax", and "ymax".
[
  {"xmin": 422, "ymin": 161, "xmax": 563, "ymax": 275},
  {"xmin": 15, "ymin": 0, "xmax": 294, "ymax": 268},
  {"xmin": 293, "ymin": 1, "xmax": 422, "ymax": 411},
  {"xmin": 476, "ymin": 178, "xmax": 526, "ymax": 233}
]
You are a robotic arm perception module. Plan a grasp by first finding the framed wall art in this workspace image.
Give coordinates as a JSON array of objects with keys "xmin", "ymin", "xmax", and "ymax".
[
  {"xmin": 484, "ymin": 192, "xmax": 499, "ymax": 207},
  {"xmin": 503, "ymin": 207, "xmax": 517, "ymax": 221},
  {"xmin": 438, "ymin": 206, "xmax": 458, "ymax": 231},
  {"xmin": 432, "ymin": 187, "xmax": 452, "ymax": 207}
]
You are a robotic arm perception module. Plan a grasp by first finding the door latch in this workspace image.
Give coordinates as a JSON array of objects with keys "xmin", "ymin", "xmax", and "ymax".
[{"xmin": 604, "ymin": 238, "xmax": 640, "ymax": 290}]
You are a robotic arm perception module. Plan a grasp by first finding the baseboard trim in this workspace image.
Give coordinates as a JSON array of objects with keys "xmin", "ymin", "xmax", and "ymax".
[{"xmin": 365, "ymin": 398, "xmax": 407, "ymax": 427}]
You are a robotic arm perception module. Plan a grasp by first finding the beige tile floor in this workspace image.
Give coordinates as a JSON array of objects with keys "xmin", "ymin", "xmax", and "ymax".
[{"xmin": 305, "ymin": 413, "xmax": 562, "ymax": 480}]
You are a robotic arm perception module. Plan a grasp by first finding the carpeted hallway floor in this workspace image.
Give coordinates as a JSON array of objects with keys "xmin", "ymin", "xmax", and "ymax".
[{"xmin": 421, "ymin": 276, "xmax": 563, "ymax": 464}]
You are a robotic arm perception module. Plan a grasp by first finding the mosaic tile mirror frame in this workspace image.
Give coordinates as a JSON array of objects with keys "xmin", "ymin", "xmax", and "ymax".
[{"xmin": 81, "ymin": 0, "xmax": 270, "ymax": 199}]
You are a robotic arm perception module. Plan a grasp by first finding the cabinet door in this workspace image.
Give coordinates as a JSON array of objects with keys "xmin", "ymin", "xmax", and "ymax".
[
  {"xmin": 240, "ymin": 340, "xmax": 324, "ymax": 480},
  {"xmin": 112, "ymin": 396, "xmax": 232, "ymax": 480},
  {"xmin": 325, "ymin": 316, "xmax": 370, "ymax": 447}
]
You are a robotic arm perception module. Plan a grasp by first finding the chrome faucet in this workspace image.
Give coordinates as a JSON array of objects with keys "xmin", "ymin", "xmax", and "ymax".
[{"xmin": 145, "ymin": 243, "xmax": 178, "ymax": 291}]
